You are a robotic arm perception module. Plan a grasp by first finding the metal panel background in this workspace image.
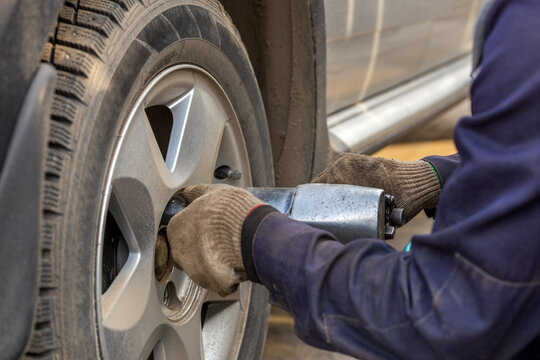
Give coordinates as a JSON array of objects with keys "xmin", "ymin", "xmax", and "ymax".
[{"xmin": 325, "ymin": 0, "xmax": 483, "ymax": 115}]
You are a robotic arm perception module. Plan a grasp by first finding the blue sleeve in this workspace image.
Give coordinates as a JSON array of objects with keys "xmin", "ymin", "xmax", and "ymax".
[
  {"xmin": 251, "ymin": 1, "xmax": 540, "ymax": 358},
  {"xmin": 423, "ymin": 153, "xmax": 460, "ymax": 187}
]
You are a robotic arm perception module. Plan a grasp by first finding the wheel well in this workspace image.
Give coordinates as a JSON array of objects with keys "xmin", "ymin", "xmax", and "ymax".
[{"xmin": 220, "ymin": 0, "xmax": 330, "ymax": 186}]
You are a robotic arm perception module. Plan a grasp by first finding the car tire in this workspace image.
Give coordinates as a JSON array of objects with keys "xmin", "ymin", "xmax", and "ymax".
[{"xmin": 27, "ymin": 0, "xmax": 273, "ymax": 358}]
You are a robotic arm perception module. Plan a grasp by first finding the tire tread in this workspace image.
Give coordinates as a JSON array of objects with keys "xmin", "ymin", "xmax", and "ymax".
[
  {"xmin": 56, "ymin": 23, "xmax": 106, "ymax": 58},
  {"xmin": 53, "ymin": 45, "xmax": 97, "ymax": 78},
  {"xmin": 79, "ymin": 0, "xmax": 125, "ymax": 25},
  {"xmin": 55, "ymin": 70, "xmax": 88, "ymax": 103},
  {"xmin": 28, "ymin": 0, "xmax": 134, "ymax": 356}
]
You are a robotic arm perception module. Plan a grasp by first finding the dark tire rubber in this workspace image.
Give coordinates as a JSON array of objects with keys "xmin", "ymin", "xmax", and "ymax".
[{"xmin": 27, "ymin": 1, "xmax": 273, "ymax": 358}]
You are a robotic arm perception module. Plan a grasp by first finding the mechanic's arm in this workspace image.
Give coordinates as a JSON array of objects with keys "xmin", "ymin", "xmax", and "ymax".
[
  {"xmin": 168, "ymin": 1, "xmax": 540, "ymax": 358},
  {"xmin": 247, "ymin": 1, "xmax": 540, "ymax": 357}
]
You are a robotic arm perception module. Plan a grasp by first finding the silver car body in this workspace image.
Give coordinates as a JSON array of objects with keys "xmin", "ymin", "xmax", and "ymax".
[{"xmin": 325, "ymin": 0, "xmax": 484, "ymax": 153}]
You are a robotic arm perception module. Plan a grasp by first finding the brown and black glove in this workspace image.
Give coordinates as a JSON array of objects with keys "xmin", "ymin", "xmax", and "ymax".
[
  {"xmin": 167, "ymin": 184, "xmax": 265, "ymax": 296},
  {"xmin": 312, "ymin": 153, "xmax": 441, "ymax": 223}
]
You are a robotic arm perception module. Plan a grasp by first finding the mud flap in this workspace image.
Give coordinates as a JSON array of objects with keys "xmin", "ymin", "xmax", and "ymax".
[{"xmin": 0, "ymin": 64, "xmax": 55, "ymax": 359}]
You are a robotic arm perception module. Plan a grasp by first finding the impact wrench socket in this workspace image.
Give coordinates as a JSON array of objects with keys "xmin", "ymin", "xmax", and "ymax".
[{"xmin": 161, "ymin": 184, "xmax": 405, "ymax": 243}]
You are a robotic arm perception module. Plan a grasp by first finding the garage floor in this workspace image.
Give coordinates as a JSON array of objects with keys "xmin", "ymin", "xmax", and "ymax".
[{"xmin": 261, "ymin": 101, "xmax": 467, "ymax": 359}]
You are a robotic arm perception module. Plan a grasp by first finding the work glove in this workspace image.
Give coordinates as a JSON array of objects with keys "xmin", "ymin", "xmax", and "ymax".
[
  {"xmin": 312, "ymin": 153, "xmax": 441, "ymax": 223},
  {"xmin": 167, "ymin": 184, "xmax": 263, "ymax": 296}
]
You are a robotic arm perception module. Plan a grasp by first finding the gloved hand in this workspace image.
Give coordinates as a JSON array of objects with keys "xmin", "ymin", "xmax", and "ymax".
[
  {"xmin": 312, "ymin": 153, "xmax": 441, "ymax": 223},
  {"xmin": 167, "ymin": 184, "xmax": 263, "ymax": 296}
]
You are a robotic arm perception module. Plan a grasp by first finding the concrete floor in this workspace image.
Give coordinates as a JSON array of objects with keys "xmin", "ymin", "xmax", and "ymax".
[{"xmin": 261, "ymin": 101, "xmax": 468, "ymax": 359}]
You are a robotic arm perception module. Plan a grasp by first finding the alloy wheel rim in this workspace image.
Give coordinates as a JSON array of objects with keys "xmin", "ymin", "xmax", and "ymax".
[{"xmin": 95, "ymin": 64, "xmax": 253, "ymax": 359}]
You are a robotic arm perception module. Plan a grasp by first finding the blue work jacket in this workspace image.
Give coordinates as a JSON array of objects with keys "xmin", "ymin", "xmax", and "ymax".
[{"xmin": 242, "ymin": 1, "xmax": 540, "ymax": 358}]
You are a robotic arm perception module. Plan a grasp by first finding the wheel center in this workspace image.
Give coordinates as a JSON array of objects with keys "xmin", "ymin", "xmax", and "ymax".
[{"xmin": 154, "ymin": 231, "xmax": 172, "ymax": 282}]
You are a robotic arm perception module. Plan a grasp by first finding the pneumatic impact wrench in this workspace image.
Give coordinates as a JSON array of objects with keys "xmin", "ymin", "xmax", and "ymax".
[{"xmin": 161, "ymin": 184, "xmax": 405, "ymax": 243}]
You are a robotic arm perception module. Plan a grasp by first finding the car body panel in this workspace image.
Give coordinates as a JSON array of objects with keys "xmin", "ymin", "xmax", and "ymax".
[{"xmin": 325, "ymin": 0, "xmax": 483, "ymax": 115}]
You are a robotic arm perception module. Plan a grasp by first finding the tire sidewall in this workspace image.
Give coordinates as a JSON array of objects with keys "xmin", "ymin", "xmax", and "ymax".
[{"xmin": 59, "ymin": 2, "xmax": 272, "ymax": 357}]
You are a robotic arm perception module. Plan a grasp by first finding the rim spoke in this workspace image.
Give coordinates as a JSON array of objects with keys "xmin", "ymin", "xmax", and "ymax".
[
  {"xmin": 102, "ymin": 270, "xmax": 164, "ymax": 360},
  {"xmin": 171, "ymin": 312, "xmax": 204, "ymax": 359},
  {"xmin": 112, "ymin": 109, "xmax": 175, "ymax": 228},
  {"xmin": 201, "ymin": 301, "xmax": 243, "ymax": 359},
  {"xmin": 204, "ymin": 288, "xmax": 240, "ymax": 303},
  {"xmin": 166, "ymin": 89, "xmax": 194, "ymax": 172},
  {"xmin": 101, "ymin": 249, "xmax": 154, "ymax": 330},
  {"xmin": 169, "ymin": 80, "xmax": 228, "ymax": 186}
]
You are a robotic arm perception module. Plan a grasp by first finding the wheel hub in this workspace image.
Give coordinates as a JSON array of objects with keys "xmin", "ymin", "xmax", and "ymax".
[{"xmin": 154, "ymin": 231, "xmax": 171, "ymax": 282}]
